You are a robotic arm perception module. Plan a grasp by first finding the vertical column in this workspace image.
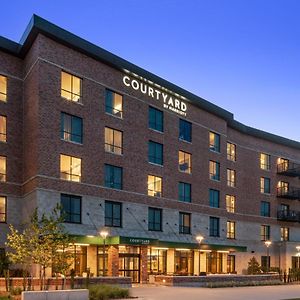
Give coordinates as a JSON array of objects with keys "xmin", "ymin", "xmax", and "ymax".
[
  {"xmin": 167, "ymin": 249, "xmax": 175, "ymax": 274},
  {"xmin": 108, "ymin": 245, "xmax": 119, "ymax": 277},
  {"xmin": 194, "ymin": 250, "xmax": 199, "ymax": 275},
  {"xmin": 222, "ymin": 253, "xmax": 228, "ymax": 273},
  {"xmin": 200, "ymin": 252, "xmax": 207, "ymax": 273},
  {"xmin": 140, "ymin": 246, "xmax": 148, "ymax": 283}
]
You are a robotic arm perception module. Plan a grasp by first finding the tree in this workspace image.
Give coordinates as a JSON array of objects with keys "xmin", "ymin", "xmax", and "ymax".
[{"xmin": 247, "ymin": 256, "xmax": 261, "ymax": 275}]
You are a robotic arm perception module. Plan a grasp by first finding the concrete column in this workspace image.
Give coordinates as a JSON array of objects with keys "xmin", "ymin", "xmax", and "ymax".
[
  {"xmin": 194, "ymin": 250, "xmax": 199, "ymax": 275},
  {"xmin": 222, "ymin": 253, "xmax": 228, "ymax": 273},
  {"xmin": 167, "ymin": 249, "xmax": 175, "ymax": 274},
  {"xmin": 87, "ymin": 246, "xmax": 97, "ymax": 276},
  {"xmin": 200, "ymin": 252, "xmax": 207, "ymax": 273},
  {"xmin": 108, "ymin": 245, "xmax": 119, "ymax": 277},
  {"xmin": 140, "ymin": 246, "xmax": 148, "ymax": 283}
]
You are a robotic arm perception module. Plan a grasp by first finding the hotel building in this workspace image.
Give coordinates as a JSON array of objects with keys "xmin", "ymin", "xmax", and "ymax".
[{"xmin": 0, "ymin": 15, "xmax": 300, "ymax": 283}]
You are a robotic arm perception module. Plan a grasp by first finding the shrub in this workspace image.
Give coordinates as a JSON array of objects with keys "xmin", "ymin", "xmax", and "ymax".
[
  {"xmin": 89, "ymin": 284, "xmax": 129, "ymax": 300},
  {"xmin": 0, "ymin": 296, "xmax": 9, "ymax": 300},
  {"xmin": 247, "ymin": 257, "xmax": 261, "ymax": 275},
  {"xmin": 10, "ymin": 287, "xmax": 22, "ymax": 295}
]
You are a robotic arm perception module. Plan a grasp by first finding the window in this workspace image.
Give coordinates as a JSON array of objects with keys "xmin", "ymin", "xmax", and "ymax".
[
  {"xmin": 209, "ymin": 161, "xmax": 220, "ymax": 181},
  {"xmin": 209, "ymin": 132, "xmax": 220, "ymax": 152},
  {"xmin": 60, "ymin": 154, "xmax": 81, "ymax": 182},
  {"xmin": 149, "ymin": 106, "xmax": 163, "ymax": 132},
  {"xmin": 179, "ymin": 151, "xmax": 191, "ymax": 173},
  {"xmin": 0, "ymin": 75, "xmax": 7, "ymax": 102},
  {"xmin": 209, "ymin": 217, "xmax": 220, "ymax": 237},
  {"xmin": 148, "ymin": 141, "xmax": 163, "ymax": 165},
  {"xmin": 61, "ymin": 71, "xmax": 81, "ymax": 102},
  {"xmin": 227, "ymin": 142, "xmax": 236, "ymax": 161},
  {"xmin": 179, "ymin": 182, "xmax": 191, "ymax": 202},
  {"xmin": 261, "ymin": 256, "xmax": 270, "ymax": 271},
  {"xmin": 226, "ymin": 195, "xmax": 235, "ymax": 213},
  {"xmin": 179, "ymin": 212, "xmax": 191, "ymax": 234},
  {"xmin": 277, "ymin": 181, "xmax": 289, "ymax": 195},
  {"xmin": 105, "ymin": 89, "xmax": 123, "ymax": 118},
  {"xmin": 280, "ymin": 203, "xmax": 289, "ymax": 212},
  {"xmin": 260, "ymin": 201, "xmax": 270, "ymax": 217},
  {"xmin": 227, "ymin": 221, "xmax": 235, "ymax": 239},
  {"xmin": 61, "ymin": 194, "xmax": 81, "ymax": 223},
  {"xmin": 105, "ymin": 201, "xmax": 122, "ymax": 227},
  {"xmin": 227, "ymin": 169, "xmax": 236, "ymax": 187},
  {"xmin": 148, "ymin": 207, "xmax": 162, "ymax": 231},
  {"xmin": 0, "ymin": 156, "xmax": 6, "ymax": 182},
  {"xmin": 0, "ymin": 196, "xmax": 6, "ymax": 222},
  {"xmin": 227, "ymin": 255, "xmax": 235, "ymax": 273},
  {"xmin": 209, "ymin": 189, "xmax": 220, "ymax": 208},
  {"xmin": 260, "ymin": 177, "xmax": 270, "ymax": 194},
  {"xmin": 260, "ymin": 153, "xmax": 270, "ymax": 170},
  {"xmin": 281, "ymin": 227, "xmax": 289, "ymax": 241},
  {"xmin": 105, "ymin": 164, "xmax": 123, "ymax": 190},
  {"xmin": 179, "ymin": 119, "xmax": 192, "ymax": 142},
  {"xmin": 260, "ymin": 225, "xmax": 270, "ymax": 241},
  {"xmin": 61, "ymin": 113, "xmax": 82, "ymax": 144},
  {"xmin": 105, "ymin": 127, "xmax": 123, "ymax": 155},
  {"xmin": 0, "ymin": 116, "xmax": 6, "ymax": 142},
  {"xmin": 277, "ymin": 158, "xmax": 289, "ymax": 172},
  {"xmin": 147, "ymin": 175, "xmax": 162, "ymax": 197}
]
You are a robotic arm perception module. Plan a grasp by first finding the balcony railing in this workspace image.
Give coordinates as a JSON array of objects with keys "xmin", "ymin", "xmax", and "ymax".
[
  {"xmin": 277, "ymin": 210, "xmax": 300, "ymax": 222},
  {"xmin": 277, "ymin": 186, "xmax": 300, "ymax": 200},
  {"xmin": 277, "ymin": 161, "xmax": 300, "ymax": 177}
]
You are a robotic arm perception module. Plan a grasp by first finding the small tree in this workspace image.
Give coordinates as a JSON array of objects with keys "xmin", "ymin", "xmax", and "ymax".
[{"xmin": 247, "ymin": 256, "xmax": 261, "ymax": 274}]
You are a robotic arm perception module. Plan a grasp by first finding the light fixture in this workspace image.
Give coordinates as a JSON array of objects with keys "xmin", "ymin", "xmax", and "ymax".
[
  {"xmin": 264, "ymin": 240, "xmax": 272, "ymax": 247},
  {"xmin": 100, "ymin": 230, "xmax": 108, "ymax": 239}
]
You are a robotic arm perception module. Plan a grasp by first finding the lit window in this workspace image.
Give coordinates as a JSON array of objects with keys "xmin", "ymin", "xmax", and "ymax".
[
  {"xmin": 227, "ymin": 221, "xmax": 235, "ymax": 239},
  {"xmin": 209, "ymin": 161, "xmax": 220, "ymax": 181},
  {"xmin": 0, "ymin": 116, "xmax": 6, "ymax": 142},
  {"xmin": 61, "ymin": 71, "xmax": 82, "ymax": 103},
  {"xmin": 0, "ymin": 156, "xmax": 6, "ymax": 182},
  {"xmin": 149, "ymin": 106, "xmax": 163, "ymax": 132},
  {"xmin": 179, "ymin": 182, "xmax": 191, "ymax": 202},
  {"xmin": 227, "ymin": 142, "xmax": 236, "ymax": 161},
  {"xmin": 0, "ymin": 75, "xmax": 7, "ymax": 102},
  {"xmin": 277, "ymin": 181, "xmax": 289, "ymax": 196},
  {"xmin": 179, "ymin": 119, "xmax": 192, "ymax": 142},
  {"xmin": 105, "ymin": 89, "xmax": 123, "ymax": 118},
  {"xmin": 209, "ymin": 189, "xmax": 220, "ymax": 208},
  {"xmin": 280, "ymin": 227, "xmax": 289, "ymax": 241},
  {"xmin": 148, "ymin": 141, "xmax": 163, "ymax": 165},
  {"xmin": 0, "ymin": 196, "xmax": 6, "ymax": 222},
  {"xmin": 148, "ymin": 207, "xmax": 162, "ymax": 231},
  {"xmin": 61, "ymin": 113, "xmax": 82, "ymax": 144},
  {"xmin": 260, "ymin": 225, "xmax": 270, "ymax": 241},
  {"xmin": 260, "ymin": 153, "xmax": 270, "ymax": 170},
  {"xmin": 179, "ymin": 212, "xmax": 191, "ymax": 234},
  {"xmin": 277, "ymin": 158, "xmax": 289, "ymax": 172},
  {"xmin": 60, "ymin": 154, "xmax": 81, "ymax": 182},
  {"xmin": 105, "ymin": 201, "xmax": 122, "ymax": 227},
  {"xmin": 209, "ymin": 217, "xmax": 220, "ymax": 237},
  {"xmin": 148, "ymin": 175, "xmax": 162, "ymax": 197},
  {"xmin": 61, "ymin": 194, "xmax": 81, "ymax": 223},
  {"xmin": 179, "ymin": 151, "xmax": 191, "ymax": 173},
  {"xmin": 260, "ymin": 177, "xmax": 270, "ymax": 194},
  {"xmin": 105, "ymin": 164, "xmax": 123, "ymax": 190},
  {"xmin": 209, "ymin": 132, "xmax": 220, "ymax": 152},
  {"xmin": 260, "ymin": 201, "xmax": 270, "ymax": 217},
  {"xmin": 105, "ymin": 127, "xmax": 123, "ymax": 155},
  {"xmin": 226, "ymin": 195, "xmax": 235, "ymax": 213},
  {"xmin": 227, "ymin": 169, "xmax": 236, "ymax": 187}
]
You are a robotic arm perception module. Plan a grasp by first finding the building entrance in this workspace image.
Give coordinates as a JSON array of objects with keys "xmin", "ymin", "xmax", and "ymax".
[{"xmin": 118, "ymin": 246, "xmax": 140, "ymax": 283}]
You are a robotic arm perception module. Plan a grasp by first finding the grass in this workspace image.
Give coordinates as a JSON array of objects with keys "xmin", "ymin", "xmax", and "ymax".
[{"xmin": 89, "ymin": 284, "xmax": 130, "ymax": 300}]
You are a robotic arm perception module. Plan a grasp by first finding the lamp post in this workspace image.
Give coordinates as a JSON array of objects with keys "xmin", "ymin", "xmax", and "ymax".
[
  {"xmin": 100, "ymin": 230, "xmax": 109, "ymax": 276},
  {"xmin": 264, "ymin": 240, "xmax": 272, "ymax": 273},
  {"xmin": 196, "ymin": 235, "xmax": 204, "ymax": 275}
]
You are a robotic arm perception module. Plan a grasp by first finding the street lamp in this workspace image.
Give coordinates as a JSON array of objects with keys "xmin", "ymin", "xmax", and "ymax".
[
  {"xmin": 100, "ymin": 230, "xmax": 109, "ymax": 276},
  {"xmin": 196, "ymin": 235, "xmax": 204, "ymax": 275},
  {"xmin": 264, "ymin": 240, "xmax": 272, "ymax": 273}
]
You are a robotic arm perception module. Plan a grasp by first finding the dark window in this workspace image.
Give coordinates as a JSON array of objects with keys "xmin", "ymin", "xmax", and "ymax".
[
  {"xmin": 105, "ymin": 201, "xmax": 122, "ymax": 227},
  {"xmin": 179, "ymin": 212, "xmax": 191, "ymax": 234},
  {"xmin": 209, "ymin": 217, "xmax": 220, "ymax": 237},
  {"xmin": 260, "ymin": 177, "xmax": 270, "ymax": 194},
  {"xmin": 209, "ymin": 189, "xmax": 220, "ymax": 208},
  {"xmin": 105, "ymin": 164, "xmax": 123, "ymax": 190},
  {"xmin": 179, "ymin": 119, "xmax": 192, "ymax": 142},
  {"xmin": 179, "ymin": 182, "xmax": 191, "ymax": 202},
  {"xmin": 0, "ymin": 196, "xmax": 6, "ymax": 223},
  {"xmin": 209, "ymin": 132, "xmax": 220, "ymax": 152},
  {"xmin": 105, "ymin": 89, "xmax": 123, "ymax": 118},
  {"xmin": 148, "ymin": 207, "xmax": 162, "ymax": 231},
  {"xmin": 148, "ymin": 141, "xmax": 163, "ymax": 165},
  {"xmin": 209, "ymin": 161, "xmax": 220, "ymax": 181},
  {"xmin": 260, "ymin": 225, "xmax": 270, "ymax": 241},
  {"xmin": 260, "ymin": 201, "xmax": 270, "ymax": 217},
  {"xmin": 61, "ymin": 194, "xmax": 81, "ymax": 223},
  {"xmin": 61, "ymin": 112, "xmax": 83, "ymax": 143},
  {"xmin": 149, "ymin": 106, "xmax": 163, "ymax": 132},
  {"xmin": 261, "ymin": 256, "xmax": 270, "ymax": 271}
]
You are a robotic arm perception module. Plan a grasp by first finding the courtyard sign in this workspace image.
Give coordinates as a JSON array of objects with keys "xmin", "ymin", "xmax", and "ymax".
[{"xmin": 123, "ymin": 75, "xmax": 187, "ymax": 116}]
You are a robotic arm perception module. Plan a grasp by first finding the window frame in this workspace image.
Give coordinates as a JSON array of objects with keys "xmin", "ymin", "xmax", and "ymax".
[
  {"xmin": 209, "ymin": 131, "xmax": 220, "ymax": 153},
  {"xmin": 227, "ymin": 142, "xmax": 236, "ymax": 161},
  {"xmin": 104, "ymin": 164, "xmax": 123, "ymax": 190},
  {"xmin": 105, "ymin": 200, "xmax": 122, "ymax": 228},
  {"xmin": 260, "ymin": 153, "xmax": 271, "ymax": 171},
  {"xmin": 209, "ymin": 189, "xmax": 220, "ymax": 208},
  {"xmin": 61, "ymin": 112, "xmax": 83, "ymax": 144},
  {"xmin": 105, "ymin": 89, "xmax": 123, "ymax": 118},
  {"xmin": 260, "ymin": 201, "xmax": 270, "ymax": 217},
  {"xmin": 0, "ymin": 75, "xmax": 7, "ymax": 102},
  {"xmin": 147, "ymin": 175, "xmax": 162, "ymax": 197},
  {"xmin": 209, "ymin": 160, "xmax": 220, "ymax": 181},
  {"xmin": 260, "ymin": 177, "xmax": 271, "ymax": 194},
  {"xmin": 105, "ymin": 127, "xmax": 123, "ymax": 155},
  {"xmin": 226, "ymin": 195, "xmax": 235, "ymax": 213},
  {"xmin": 179, "ymin": 119, "xmax": 192, "ymax": 143},
  {"xmin": 178, "ymin": 150, "xmax": 192, "ymax": 174},
  {"xmin": 61, "ymin": 194, "xmax": 82, "ymax": 224},
  {"xmin": 148, "ymin": 207, "xmax": 162, "ymax": 231},
  {"xmin": 209, "ymin": 216, "xmax": 220, "ymax": 237},
  {"xmin": 148, "ymin": 141, "xmax": 163, "ymax": 166},
  {"xmin": 227, "ymin": 169, "xmax": 236, "ymax": 187},
  {"xmin": 60, "ymin": 154, "xmax": 82, "ymax": 182},
  {"xmin": 61, "ymin": 71, "xmax": 82, "ymax": 103},
  {"xmin": 260, "ymin": 224, "xmax": 271, "ymax": 241},
  {"xmin": 179, "ymin": 212, "xmax": 191, "ymax": 234},
  {"xmin": 227, "ymin": 221, "xmax": 236, "ymax": 239},
  {"xmin": 280, "ymin": 227, "xmax": 289, "ymax": 241},
  {"xmin": 179, "ymin": 182, "xmax": 191, "ymax": 203},
  {"xmin": 0, "ymin": 196, "xmax": 7, "ymax": 223},
  {"xmin": 149, "ymin": 106, "xmax": 163, "ymax": 132},
  {"xmin": 0, "ymin": 156, "xmax": 6, "ymax": 182},
  {"xmin": 0, "ymin": 115, "xmax": 6, "ymax": 143}
]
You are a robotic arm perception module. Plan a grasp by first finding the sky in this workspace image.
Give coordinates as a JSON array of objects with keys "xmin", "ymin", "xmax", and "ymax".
[{"xmin": 2, "ymin": 0, "xmax": 300, "ymax": 141}]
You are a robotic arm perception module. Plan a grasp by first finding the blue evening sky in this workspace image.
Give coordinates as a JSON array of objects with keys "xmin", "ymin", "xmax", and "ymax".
[{"xmin": 2, "ymin": 1, "xmax": 300, "ymax": 141}]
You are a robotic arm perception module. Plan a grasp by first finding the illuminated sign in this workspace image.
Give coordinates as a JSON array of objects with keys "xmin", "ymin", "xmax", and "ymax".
[{"xmin": 123, "ymin": 75, "xmax": 187, "ymax": 116}]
